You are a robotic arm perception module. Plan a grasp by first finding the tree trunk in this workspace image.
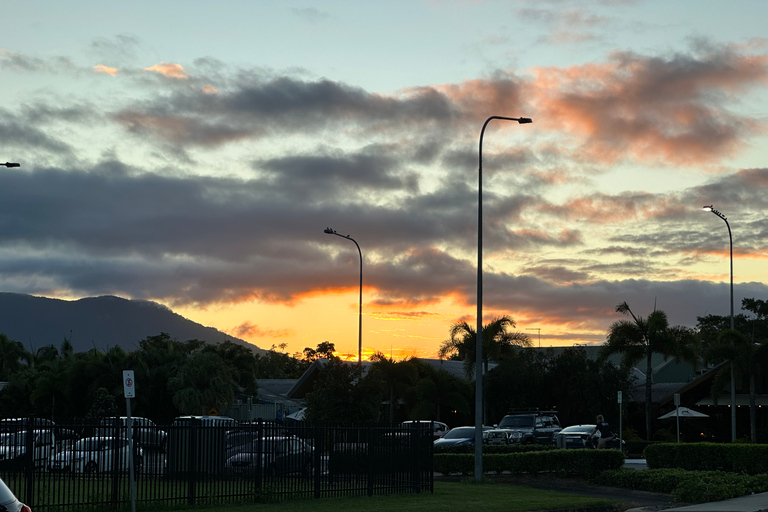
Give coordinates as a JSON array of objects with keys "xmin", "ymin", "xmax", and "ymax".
[{"xmin": 646, "ymin": 351, "xmax": 653, "ymax": 441}]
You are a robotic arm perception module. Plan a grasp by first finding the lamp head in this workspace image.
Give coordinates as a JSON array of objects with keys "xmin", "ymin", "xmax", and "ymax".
[
  {"xmin": 3, "ymin": 162, "xmax": 20, "ymax": 168},
  {"xmin": 324, "ymin": 227, "xmax": 335, "ymax": 234},
  {"xmin": 702, "ymin": 205, "xmax": 713, "ymax": 211},
  {"xmin": 517, "ymin": 118, "xmax": 533, "ymax": 124}
]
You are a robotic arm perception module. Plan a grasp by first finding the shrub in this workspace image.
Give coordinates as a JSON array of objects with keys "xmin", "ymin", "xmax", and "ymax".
[
  {"xmin": 594, "ymin": 467, "xmax": 768, "ymax": 503},
  {"xmin": 644, "ymin": 443, "xmax": 768, "ymax": 475},
  {"xmin": 434, "ymin": 449, "xmax": 624, "ymax": 477}
]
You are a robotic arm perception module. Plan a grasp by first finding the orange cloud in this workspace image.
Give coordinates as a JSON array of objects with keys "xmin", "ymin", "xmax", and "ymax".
[
  {"xmin": 202, "ymin": 84, "xmax": 218, "ymax": 94},
  {"xmin": 529, "ymin": 47, "xmax": 768, "ymax": 166},
  {"xmin": 93, "ymin": 64, "xmax": 118, "ymax": 76},
  {"xmin": 144, "ymin": 62, "xmax": 189, "ymax": 79}
]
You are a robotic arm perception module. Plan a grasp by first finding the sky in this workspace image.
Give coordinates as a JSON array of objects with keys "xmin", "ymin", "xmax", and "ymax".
[{"xmin": 1, "ymin": 0, "xmax": 768, "ymax": 360}]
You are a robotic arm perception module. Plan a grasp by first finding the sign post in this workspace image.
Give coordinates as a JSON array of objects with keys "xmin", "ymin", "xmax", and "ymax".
[
  {"xmin": 123, "ymin": 370, "xmax": 136, "ymax": 512},
  {"xmin": 617, "ymin": 390, "xmax": 623, "ymax": 449}
]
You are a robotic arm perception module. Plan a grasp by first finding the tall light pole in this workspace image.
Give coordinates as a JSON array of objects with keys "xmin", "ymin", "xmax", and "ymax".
[
  {"xmin": 475, "ymin": 116, "xmax": 532, "ymax": 481},
  {"xmin": 324, "ymin": 227, "xmax": 363, "ymax": 363},
  {"xmin": 702, "ymin": 205, "xmax": 736, "ymax": 442}
]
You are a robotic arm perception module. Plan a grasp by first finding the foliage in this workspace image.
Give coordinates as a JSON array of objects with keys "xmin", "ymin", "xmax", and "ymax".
[
  {"xmin": 484, "ymin": 347, "xmax": 633, "ymax": 427},
  {"xmin": 600, "ymin": 302, "xmax": 699, "ymax": 440},
  {"xmin": 301, "ymin": 341, "xmax": 337, "ymax": 361},
  {"xmin": 364, "ymin": 353, "xmax": 419, "ymax": 423},
  {"xmin": 438, "ymin": 316, "xmax": 531, "ymax": 379},
  {"xmin": 434, "ymin": 443, "xmax": 553, "ymax": 454},
  {"xmin": 0, "ymin": 331, "xmax": 273, "ymax": 423},
  {"xmin": 85, "ymin": 387, "xmax": 117, "ymax": 420},
  {"xmin": 593, "ymin": 468, "xmax": 768, "ymax": 504},
  {"xmin": 434, "ymin": 449, "xmax": 624, "ymax": 478},
  {"xmin": 303, "ymin": 358, "xmax": 381, "ymax": 423},
  {"xmin": 645, "ymin": 442, "xmax": 768, "ymax": 474}
]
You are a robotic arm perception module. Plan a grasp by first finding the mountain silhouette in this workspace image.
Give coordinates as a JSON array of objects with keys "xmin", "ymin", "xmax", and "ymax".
[{"xmin": 0, "ymin": 293, "xmax": 265, "ymax": 354}]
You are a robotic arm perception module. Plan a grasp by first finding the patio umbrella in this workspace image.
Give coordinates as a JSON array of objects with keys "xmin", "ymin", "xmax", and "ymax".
[{"xmin": 657, "ymin": 407, "xmax": 709, "ymax": 419}]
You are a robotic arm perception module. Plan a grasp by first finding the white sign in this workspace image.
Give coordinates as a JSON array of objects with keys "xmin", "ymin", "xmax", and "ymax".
[
  {"xmin": 123, "ymin": 370, "xmax": 135, "ymax": 398},
  {"xmin": 617, "ymin": 390, "xmax": 622, "ymax": 404}
]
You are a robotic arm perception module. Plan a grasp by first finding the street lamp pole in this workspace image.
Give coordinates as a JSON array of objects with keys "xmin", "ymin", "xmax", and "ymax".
[
  {"xmin": 324, "ymin": 227, "xmax": 363, "ymax": 363},
  {"xmin": 702, "ymin": 205, "xmax": 736, "ymax": 442},
  {"xmin": 475, "ymin": 116, "xmax": 532, "ymax": 481}
]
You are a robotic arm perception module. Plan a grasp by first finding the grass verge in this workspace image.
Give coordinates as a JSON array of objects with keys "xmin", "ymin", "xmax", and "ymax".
[{"xmin": 110, "ymin": 480, "xmax": 618, "ymax": 512}]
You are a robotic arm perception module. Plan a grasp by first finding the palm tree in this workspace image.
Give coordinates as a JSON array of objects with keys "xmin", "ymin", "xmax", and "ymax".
[
  {"xmin": 367, "ymin": 353, "xmax": 418, "ymax": 423},
  {"xmin": 438, "ymin": 315, "xmax": 531, "ymax": 379},
  {"xmin": 704, "ymin": 329, "xmax": 768, "ymax": 443},
  {"xmin": 601, "ymin": 302, "xmax": 699, "ymax": 441}
]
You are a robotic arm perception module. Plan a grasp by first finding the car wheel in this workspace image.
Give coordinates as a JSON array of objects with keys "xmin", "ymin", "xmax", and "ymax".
[{"xmin": 85, "ymin": 461, "xmax": 98, "ymax": 473}]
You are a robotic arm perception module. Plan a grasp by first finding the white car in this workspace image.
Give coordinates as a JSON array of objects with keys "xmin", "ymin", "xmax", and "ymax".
[
  {"xmin": 49, "ymin": 437, "xmax": 143, "ymax": 473},
  {"xmin": 0, "ymin": 430, "xmax": 55, "ymax": 469},
  {"xmin": 0, "ymin": 476, "xmax": 30, "ymax": 512},
  {"xmin": 401, "ymin": 420, "xmax": 450, "ymax": 440}
]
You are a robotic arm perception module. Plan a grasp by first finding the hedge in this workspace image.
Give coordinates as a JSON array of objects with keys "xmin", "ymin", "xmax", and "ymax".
[
  {"xmin": 644, "ymin": 443, "xmax": 768, "ymax": 474},
  {"xmin": 434, "ymin": 443, "xmax": 554, "ymax": 455},
  {"xmin": 593, "ymin": 468, "xmax": 768, "ymax": 503},
  {"xmin": 434, "ymin": 449, "xmax": 624, "ymax": 478}
]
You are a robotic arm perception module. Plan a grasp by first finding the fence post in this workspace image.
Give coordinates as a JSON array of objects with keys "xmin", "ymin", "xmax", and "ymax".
[
  {"xmin": 367, "ymin": 425, "xmax": 374, "ymax": 496},
  {"xmin": 24, "ymin": 417, "xmax": 34, "ymax": 508},
  {"xmin": 313, "ymin": 424, "xmax": 321, "ymax": 499},
  {"xmin": 188, "ymin": 420, "xmax": 197, "ymax": 506}
]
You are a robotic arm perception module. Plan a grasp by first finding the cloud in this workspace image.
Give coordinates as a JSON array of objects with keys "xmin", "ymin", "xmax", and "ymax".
[
  {"xmin": 230, "ymin": 321, "xmax": 294, "ymax": 338},
  {"xmin": 144, "ymin": 62, "xmax": 189, "ymax": 79},
  {"xmin": 94, "ymin": 64, "xmax": 119, "ymax": 76},
  {"xmin": 529, "ymin": 44, "xmax": 768, "ymax": 166}
]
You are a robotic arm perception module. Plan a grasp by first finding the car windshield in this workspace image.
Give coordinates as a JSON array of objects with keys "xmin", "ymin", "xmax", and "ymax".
[
  {"xmin": 442, "ymin": 427, "xmax": 475, "ymax": 439},
  {"xmin": 499, "ymin": 416, "xmax": 533, "ymax": 428},
  {"xmin": 561, "ymin": 425, "xmax": 594, "ymax": 434}
]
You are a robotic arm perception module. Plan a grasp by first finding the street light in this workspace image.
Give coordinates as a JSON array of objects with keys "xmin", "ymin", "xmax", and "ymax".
[
  {"xmin": 475, "ymin": 116, "xmax": 532, "ymax": 481},
  {"xmin": 324, "ymin": 227, "xmax": 363, "ymax": 364},
  {"xmin": 2, "ymin": 163, "xmax": 20, "ymax": 167},
  {"xmin": 702, "ymin": 205, "xmax": 736, "ymax": 442}
]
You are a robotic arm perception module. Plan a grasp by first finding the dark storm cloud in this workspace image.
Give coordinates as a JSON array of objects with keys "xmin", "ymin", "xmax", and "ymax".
[
  {"xmin": 255, "ymin": 148, "xmax": 419, "ymax": 199},
  {"xmin": 110, "ymin": 73, "xmax": 527, "ymax": 147}
]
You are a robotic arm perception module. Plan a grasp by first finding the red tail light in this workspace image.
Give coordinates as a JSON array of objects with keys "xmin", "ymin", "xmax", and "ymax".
[{"xmin": 21, "ymin": 505, "xmax": 32, "ymax": 512}]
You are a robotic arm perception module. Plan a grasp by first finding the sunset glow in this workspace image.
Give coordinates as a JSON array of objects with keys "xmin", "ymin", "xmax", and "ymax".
[{"xmin": 1, "ymin": 1, "xmax": 767, "ymax": 359}]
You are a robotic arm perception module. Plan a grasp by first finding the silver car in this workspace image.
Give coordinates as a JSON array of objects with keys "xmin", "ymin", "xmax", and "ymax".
[
  {"xmin": 0, "ymin": 476, "xmax": 30, "ymax": 512},
  {"xmin": 50, "ymin": 436, "xmax": 143, "ymax": 473}
]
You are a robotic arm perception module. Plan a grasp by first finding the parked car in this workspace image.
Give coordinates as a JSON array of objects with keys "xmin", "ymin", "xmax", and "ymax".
[
  {"xmin": 433, "ymin": 426, "xmax": 492, "ymax": 448},
  {"xmin": 0, "ymin": 429, "xmax": 55, "ymax": 469},
  {"xmin": 97, "ymin": 417, "xmax": 167, "ymax": 450},
  {"xmin": 555, "ymin": 424, "xmax": 627, "ymax": 453},
  {"xmin": 224, "ymin": 436, "xmax": 314, "ymax": 477},
  {"xmin": 0, "ymin": 476, "xmax": 30, "ymax": 512},
  {"xmin": 497, "ymin": 410, "xmax": 561, "ymax": 445},
  {"xmin": 49, "ymin": 436, "xmax": 143, "ymax": 473},
  {"xmin": 483, "ymin": 428, "xmax": 523, "ymax": 445},
  {"xmin": 401, "ymin": 420, "xmax": 450, "ymax": 440}
]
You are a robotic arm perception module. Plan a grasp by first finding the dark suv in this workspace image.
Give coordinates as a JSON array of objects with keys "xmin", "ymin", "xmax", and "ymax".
[{"xmin": 497, "ymin": 410, "xmax": 561, "ymax": 445}]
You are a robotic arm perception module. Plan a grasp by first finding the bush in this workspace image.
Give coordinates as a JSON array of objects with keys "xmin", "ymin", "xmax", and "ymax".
[
  {"xmin": 593, "ymin": 468, "xmax": 768, "ymax": 503},
  {"xmin": 434, "ymin": 449, "xmax": 624, "ymax": 478},
  {"xmin": 434, "ymin": 443, "xmax": 554, "ymax": 455},
  {"xmin": 644, "ymin": 443, "xmax": 768, "ymax": 474}
]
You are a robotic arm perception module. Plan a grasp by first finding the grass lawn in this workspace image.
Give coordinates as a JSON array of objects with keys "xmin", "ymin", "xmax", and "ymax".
[{"xmin": 121, "ymin": 480, "xmax": 618, "ymax": 512}]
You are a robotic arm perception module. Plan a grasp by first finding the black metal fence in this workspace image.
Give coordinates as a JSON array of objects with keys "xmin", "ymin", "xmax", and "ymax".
[{"xmin": 0, "ymin": 418, "xmax": 433, "ymax": 510}]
